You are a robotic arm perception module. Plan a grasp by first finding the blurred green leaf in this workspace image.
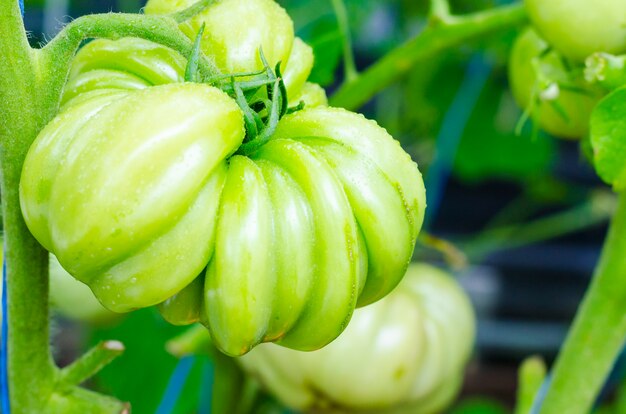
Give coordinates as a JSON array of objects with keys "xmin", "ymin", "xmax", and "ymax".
[{"xmin": 454, "ymin": 72, "xmax": 555, "ymax": 182}]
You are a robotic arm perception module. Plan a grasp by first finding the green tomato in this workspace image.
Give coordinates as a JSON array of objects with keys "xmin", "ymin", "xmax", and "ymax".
[
  {"xmin": 525, "ymin": 0, "xmax": 626, "ymax": 62},
  {"xmin": 21, "ymin": 90, "xmax": 425, "ymax": 356},
  {"xmin": 238, "ymin": 263, "xmax": 476, "ymax": 413},
  {"xmin": 21, "ymin": 28, "xmax": 425, "ymax": 356},
  {"xmin": 144, "ymin": 0, "xmax": 294, "ymax": 75},
  {"xmin": 508, "ymin": 28, "xmax": 603, "ymax": 139}
]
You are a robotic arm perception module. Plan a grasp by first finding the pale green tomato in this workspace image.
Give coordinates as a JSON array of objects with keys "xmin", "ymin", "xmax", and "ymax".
[
  {"xmin": 239, "ymin": 263, "xmax": 476, "ymax": 413},
  {"xmin": 509, "ymin": 28, "xmax": 603, "ymax": 139},
  {"xmin": 144, "ymin": 0, "xmax": 294, "ymax": 75},
  {"xmin": 525, "ymin": 0, "xmax": 626, "ymax": 62},
  {"xmin": 22, "ymin": 35, "xmax": 425, "ymax": 356}
]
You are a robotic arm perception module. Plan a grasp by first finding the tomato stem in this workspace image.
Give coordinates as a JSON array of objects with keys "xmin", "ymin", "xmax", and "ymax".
[
  {"xmin": 540, "ymin": 192, "xmax": 626, "ymax": 414},
  {"xmin": 330, "ymin": 3, "xmax": 527, "ymax": 110}
]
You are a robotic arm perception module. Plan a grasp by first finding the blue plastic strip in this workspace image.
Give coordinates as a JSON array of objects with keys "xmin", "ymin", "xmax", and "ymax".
[
  {"xmin": 1, "ymin": 247, "xmax": 10, "ymax": 414},
  {"xmin": 424, "ymin": 54, "xmax": 492, "ymax": 227},
  {"xmin": 155, "ymin": 356, "xmax": 196, "ymax": 414},
  {"xmin": 18, "ymin": 0, "xmax": 23, "ymax": 16}
]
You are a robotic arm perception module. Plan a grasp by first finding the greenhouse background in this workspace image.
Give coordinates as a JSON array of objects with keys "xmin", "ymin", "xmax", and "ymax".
[{"xmin": 13, "ymin": 0, "xmax": 617, "ymax": 412}]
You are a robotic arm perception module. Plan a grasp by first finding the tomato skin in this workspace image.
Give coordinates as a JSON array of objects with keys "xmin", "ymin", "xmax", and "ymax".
[
  {"xmin": 238, "ymin": 263, "xmax": 475, "ymax": 412},
  {"xmin": 61, "ymin": 38, "xmax": 186, "ymax": 106},
  {"xmin": 144, "ymin": 0, "xmax": 294, "ymax": 74},
  {"xmin": 508, "ymin": 28, "xmax": 603, "ymax": 139},
  {"xmin": 525, "ymin": 0, "xmax": 626, "ymax": 62}
]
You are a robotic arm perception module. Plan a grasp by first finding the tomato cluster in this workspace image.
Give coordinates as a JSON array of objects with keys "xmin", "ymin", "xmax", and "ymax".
[
  {"xmin": 508, "ymin": 1, "xmax": 626, "ymax": 140},
  {"xmin": 239, "ymin": 264, "xmax": 475, "ymax": 413},
  {"xmin": 20, "ymin": 0, "xmax": 426, "ymax": 356}
]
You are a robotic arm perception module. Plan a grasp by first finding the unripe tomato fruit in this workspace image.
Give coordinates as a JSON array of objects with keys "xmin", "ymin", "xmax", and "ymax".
[
  {"xmin": 525, "ymin": 0, "xmax": 626, "ymax": 62},
  {"xmin": 508, "ymin": 28, "xmax": 603, "ymax": 139},
  {"xmin": 239, "ymin": 263, "xmax": 475, "ymax": 413},
  {"xmin": 20, "ymin": 29, "xmax": 426, "ymax": 356}
]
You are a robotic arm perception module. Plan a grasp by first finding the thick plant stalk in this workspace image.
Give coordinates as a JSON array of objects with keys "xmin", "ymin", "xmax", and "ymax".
[
  {"xmin": 540, "ymin": 193, "xmax": 626, "ymax": 414},
  {"xmin": 0, "ymin": 1, "xmax": 57, "ymax": 411}
]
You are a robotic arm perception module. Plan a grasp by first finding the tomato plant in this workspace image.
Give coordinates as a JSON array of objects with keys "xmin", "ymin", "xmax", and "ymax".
[{"xmin": 4, "ymin": 0, "xmax": 626, "ymax": 413}]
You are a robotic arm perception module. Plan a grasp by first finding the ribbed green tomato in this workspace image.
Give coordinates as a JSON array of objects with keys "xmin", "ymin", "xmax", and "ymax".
[
  {"xmin": 509, "ymin": 28, "xmax": 603, "ymax": 139},
  {"xmin": 238, "ymin": 263, "xmax": 475, "ymax": 413},
  {"xmin": 144, "ymin": 0, "xmax": 294, "ymax": 74},
  {"xmin": 525, "ymin": 0, "xmax": 626, "ymax": 62},
  {"xmin": 21, "ymin": 22, "xmax": 425, "ymax": 356}
]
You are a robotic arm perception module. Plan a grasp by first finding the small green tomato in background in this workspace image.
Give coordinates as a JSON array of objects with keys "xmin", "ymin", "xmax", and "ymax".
[
  {"xmin": 144, "ymin": 0, "xmax": 294, "ymax": 74},
  {"xmin": 524, "ymin": 0, "xmax": 626, "ymax": 62},
  {"xmin": 508, "ymin": 28, "xmax": 603, "ymax": 139},
  {"xmin": 49, "ymin": 255, "xmax": 121, "ymax": 325},
  {"xmin": 238, "ymin": 263, "xmax": 476, "ymax": 413}
]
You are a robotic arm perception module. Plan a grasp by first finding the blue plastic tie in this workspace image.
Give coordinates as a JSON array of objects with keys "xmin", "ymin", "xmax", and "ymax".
[{"xmin": 155, "ymin": 356, "xmax": 196, "ymax": 414}]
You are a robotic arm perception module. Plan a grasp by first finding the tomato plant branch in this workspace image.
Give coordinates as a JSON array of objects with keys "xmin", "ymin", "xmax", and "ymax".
[
  {"xmin": 57, "ymin": 341, "xmax": 125, "ymax": 390},
  {"xmin": 462, "ymin": 191, "xmax": 616, "ymax": 261},
  {"xmin": 331, "ymin": 0, "xmax": 358, "ymax": 82},
  {"xmin": 329, "ymin": 3, "xmax": 526, "ymax": 110},
  {"xmin": 539, "ymin": 193, "xmax": 626, "ymax": 414}
]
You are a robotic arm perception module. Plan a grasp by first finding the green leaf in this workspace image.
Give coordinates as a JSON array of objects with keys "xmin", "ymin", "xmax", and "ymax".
[
  {"xmin": 454, "ymin": 73, "xmax": 555, "ymax": 182},
  {"xmin": 590, "ymin": 86, "xmax": 626, "ymax": 191}
]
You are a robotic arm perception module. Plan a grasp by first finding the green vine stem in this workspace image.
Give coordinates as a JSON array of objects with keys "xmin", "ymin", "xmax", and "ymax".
[
  {"xmin": 540, "ymin": 193, "xmax": 626, "ymax": 414},
  {"xmin": 329, "ymin": 3, "xmax": 526, "ymax": 110}
]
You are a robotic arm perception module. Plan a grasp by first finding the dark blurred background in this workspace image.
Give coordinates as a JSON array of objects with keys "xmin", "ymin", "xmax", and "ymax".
[{"xmin": 22, "ymin": 0, "xmax": 614, "ymax": 412}]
